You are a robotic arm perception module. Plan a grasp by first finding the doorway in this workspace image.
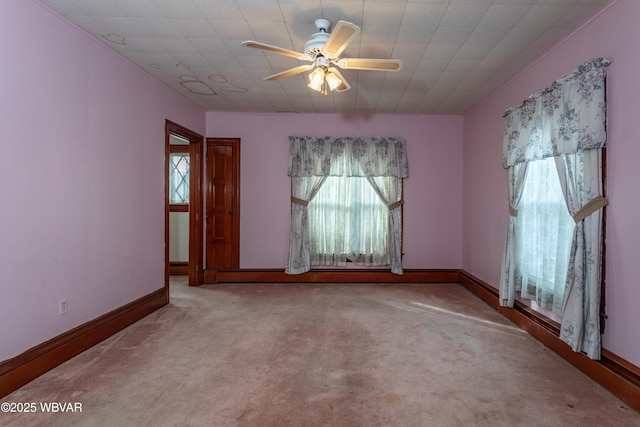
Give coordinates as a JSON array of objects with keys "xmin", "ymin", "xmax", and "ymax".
[
  {"xmin": 165, "ymin": 120, "xmax": 203, "ymax": 291},
  {"xmin": 204, "ymin": 138, "xmax": 240, "ymax": 283}
]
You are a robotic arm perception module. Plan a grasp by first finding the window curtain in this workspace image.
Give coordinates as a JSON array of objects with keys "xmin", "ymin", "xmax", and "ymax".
[
  {"xmin": 286, "ymin": 136, "xmax": 408, "ymax": 275},
  {"xmin": 555, "ymin": 149, "xmax": 606, "ymax": 359},
  {"xmin": 286, "ymin": 175, "xmax": 326, "ymax": 274},
  {"xmin": 499, "ymin": 57, "xmax": 610, "ymax": 359},
  {"xmin": 499, "ymin": 162, "xmax": 529, "ymax": 308},
  {"xmin": 368, "ymin": 176, "xmax": 403, "ymax": 274}
]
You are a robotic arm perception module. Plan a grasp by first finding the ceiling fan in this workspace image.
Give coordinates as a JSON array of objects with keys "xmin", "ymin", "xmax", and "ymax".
[{"xmin": 242, "ymin": 19, "xmax": 403, "ymax": 95}]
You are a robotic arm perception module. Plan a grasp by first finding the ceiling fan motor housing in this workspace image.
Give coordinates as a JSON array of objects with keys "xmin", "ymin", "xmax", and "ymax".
[
  {"xmin": 304, "ymin": 18, "xmax": 335, "ymax": 58},
  {"xmin": 304, "ymin": 32, "xmax": 330, "ymax": 58}
]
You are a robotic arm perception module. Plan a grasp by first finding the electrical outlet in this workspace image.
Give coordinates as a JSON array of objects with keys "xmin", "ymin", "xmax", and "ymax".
[{"xmin": 58, "ymin": 299, "xmax": 68, "ymax": 315}]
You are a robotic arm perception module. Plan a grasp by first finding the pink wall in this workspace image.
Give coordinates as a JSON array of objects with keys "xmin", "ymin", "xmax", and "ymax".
[
  {"xmin": 9, "ymin": 0, "xmax": 634, "ymax": 376},
  {"xmin": 462, "ymin": 0, "xmax": 640, "ymax": 365},
  {"xmin": 206, "ymin": 112, "xmax": 464, "ymax": 270},
  {"xmin": 0, "ymin": 1, "xmax": 204, "ymax": 360}
]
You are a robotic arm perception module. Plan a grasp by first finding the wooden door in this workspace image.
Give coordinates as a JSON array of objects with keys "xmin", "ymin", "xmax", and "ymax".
[
  {"xmin": 165, "ymin": 120, "xmax": 203, "ymax": 290},
  {"xmin": 205, "ymin": 138, "xmax": 240, "ymax": 282}
]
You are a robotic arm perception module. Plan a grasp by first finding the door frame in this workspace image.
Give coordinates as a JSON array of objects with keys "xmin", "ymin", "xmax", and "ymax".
[
  {"xmin": 204, "ymin": 137, "xmax": 240, "ymax": 283},
  {"xmin": 165, "ymin": 120, "xmax": 204, "ymax": 291}
]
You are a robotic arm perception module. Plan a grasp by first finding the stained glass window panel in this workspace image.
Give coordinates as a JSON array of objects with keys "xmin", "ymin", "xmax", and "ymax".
[{"xmin": 170, "ymin": 153, "xmax": 190, "ymax": 204}]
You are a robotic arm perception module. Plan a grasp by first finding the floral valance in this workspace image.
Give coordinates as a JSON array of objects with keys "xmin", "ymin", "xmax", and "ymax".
[
  {"xmin": 288, "ymin": 136, "xmax": 409, "ymax": 177},
  {"xmin": 502, "ymin": 57, "xmax": 610, "ymax": 168}
]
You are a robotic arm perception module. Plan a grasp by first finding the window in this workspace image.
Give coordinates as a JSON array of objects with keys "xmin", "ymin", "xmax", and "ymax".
[
  {"xmin": 169, "ymin": 152, "xmax": 190, "ymax": 205},
  {"xmin": 499, "ymin": 58, "xmax": 609, "ymax": 359},
  {"xmin": 286, "ymin": 136, "xmax": 407, "ymax": 275},
  {"xmin": 514, "ymin": 157, "xmax": 573, "ymax": 314},
  {"xmin": 308, "ymin": 176, "xmax": 390, "ymax": 266}
]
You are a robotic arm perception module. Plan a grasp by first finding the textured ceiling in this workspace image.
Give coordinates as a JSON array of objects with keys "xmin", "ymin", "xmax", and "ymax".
[{"xmin": 39, "ymin": 0, "xmax": 610, "ymax": 114}]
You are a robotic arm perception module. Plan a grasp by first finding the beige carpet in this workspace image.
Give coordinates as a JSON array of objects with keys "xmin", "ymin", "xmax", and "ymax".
[{"xmin": 2, "ymin": 277, "xmax": 639, "ymax": 426}]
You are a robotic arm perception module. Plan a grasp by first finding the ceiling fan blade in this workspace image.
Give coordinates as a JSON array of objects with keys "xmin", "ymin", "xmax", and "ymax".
[
  {"xmin": 327, "ymin": 67, "xmax": 351, "ymax": 92},
  {"xmin": 241, "ymin": 41, "xmax": 308, "ymax": 60},
  {"xmin": 336, "ymin": 58, "xmax": 403, "ymax": 72},
  {"xmin": 264, "ymin": 65, "xmax": 314, "ymax": 81},
  {"xmin": 322, "ymin": 20, "xmax": 359, "ymax": 58}
]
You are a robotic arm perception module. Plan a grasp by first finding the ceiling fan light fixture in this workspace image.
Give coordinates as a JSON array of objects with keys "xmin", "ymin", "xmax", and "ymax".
[
  {"xmin": 325, "ymin": 71, "xmax": 343, "ymax": 91},
  {"xmin": 308, "ymin": 68, "xmax": 325, "ymax": 93}
]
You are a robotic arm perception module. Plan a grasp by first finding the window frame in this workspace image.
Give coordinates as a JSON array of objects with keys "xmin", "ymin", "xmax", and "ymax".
[
  {"xmin": 169, "ymin": 144, "xmax": 190, "ymax": 212},
  {"xmin": 514, "ymin": 151, "xmax": 608, "ymax": 331},
  {"xmin": 306, "ymin": 176, "xmax": 404, "ymax": 266},
  {"xmin": 515, "ymin": 156, "xmax": 574, "ymax": 312}
]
